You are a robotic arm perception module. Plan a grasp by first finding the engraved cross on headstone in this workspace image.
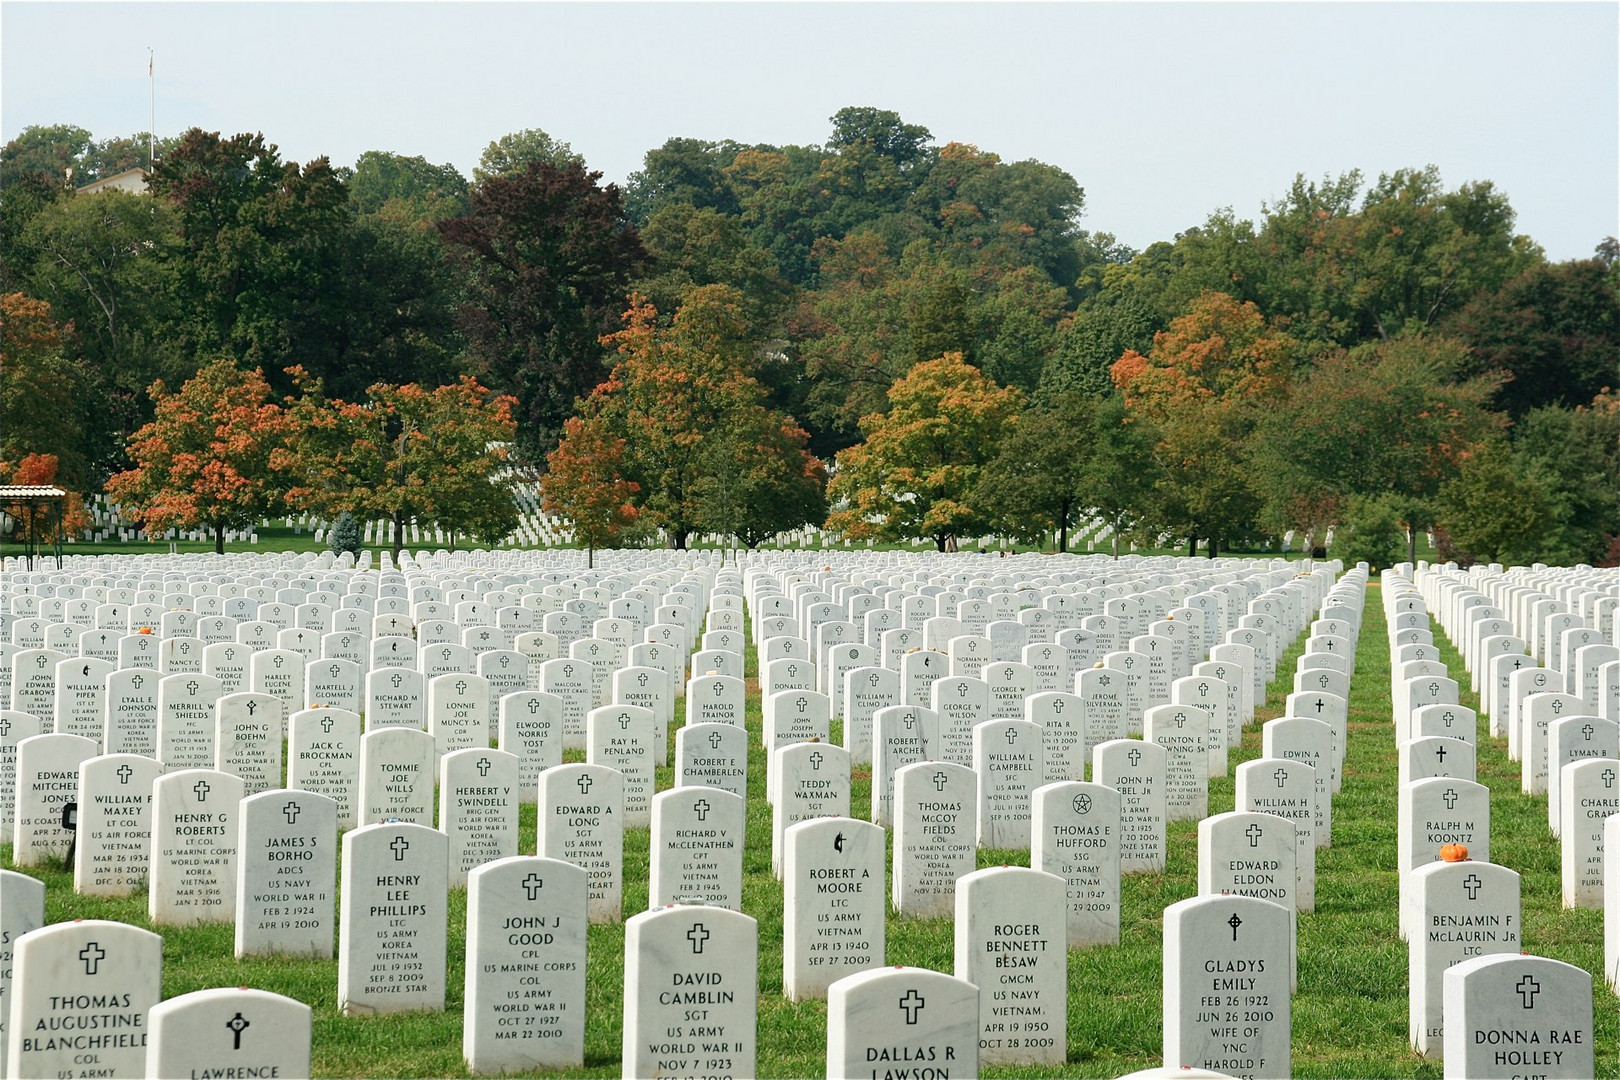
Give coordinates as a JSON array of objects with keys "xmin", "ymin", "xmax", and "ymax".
[
  {"xmin": 521, "ymin": 872, "xmax": 544, "ymax": 901},
  {"xmin": 80, "ymin": 941, "xmax": 106, "ymax": 975}
]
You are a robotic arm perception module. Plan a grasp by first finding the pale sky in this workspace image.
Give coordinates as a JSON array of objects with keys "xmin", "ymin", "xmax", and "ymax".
[{"xmin": 3, "ymin": 2, "xmax": 1615, "ymax": 262}]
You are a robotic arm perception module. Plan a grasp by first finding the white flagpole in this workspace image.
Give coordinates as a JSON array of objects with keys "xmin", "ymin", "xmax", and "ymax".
[{"xmin": 148, "ymin": 48, "xmax": 155, "ymax": 167}]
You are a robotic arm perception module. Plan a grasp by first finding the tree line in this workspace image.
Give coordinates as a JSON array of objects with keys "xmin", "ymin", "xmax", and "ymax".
[{"xmin": 1, "ymin": 109, "xmax": 1616, "ymax": 566}]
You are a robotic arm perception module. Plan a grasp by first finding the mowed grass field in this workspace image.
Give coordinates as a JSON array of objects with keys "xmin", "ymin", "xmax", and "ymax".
[{"xmin": 4, "ymin": 578, "xmax": 1613, "ymax": 1077}]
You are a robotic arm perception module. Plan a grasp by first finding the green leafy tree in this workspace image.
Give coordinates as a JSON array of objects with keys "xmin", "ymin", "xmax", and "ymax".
[
  {"xmin": 1249, "ymin": 333, "xmax": 1503, "ymax": 556},
  {"xmin": 21, "ymin": 189, "xmax": 182, "ymax": 468},
  {"xmin": 1085, "ymin": 395, "xmax": 1162, "ymax": 558},
  {"xmin": 473, "ymin": 129, "xmax": 582, "ymax": 184},
  {"xmin": 1035, "ymin": 296, "xmax": 1158, "ymax": 403},
  {"xmin": 1330, "ymin": 494, "xmax": 1408, "ymax": 569},
  {"xmin": 978, "ymin": 392, "xmax": 1159, "ymax": 554},
  {"xmin": 147, "ymin": 128, "xmax": 351, "ymax": 384},
  {"xmin": 827, "ymin": 353, "xmax": 1022, "ymax": 550},
  {"xmin": 1444, "ymin": 255, "xmax": 1620, "ymax": 419},
  {"xmin": 1502, "ymin": 397, "xmax": 1620, "ymax": 564},
  {"xmin": 624, "ymin": 137, "xmax": 743, "ymax": 224},
  {"xmin": 975, "ymin": 398, "xmax": 1086, "ymax": 551},
  {"xmin": 635, "ymin": 203, "xmax": 793, "ymax": 337},
  {"xmin": 438, "ymin": 159, "xmax": 647, "ymax": 459},
  {"xmin": 348, "ymin": 150, "xmax": 469, "ymax": 221},
  {"xmin": 1434, "ymin": 440, "xmax": 1556, "ymax": 567},
  {"xmin": 1, "ymin": 124, "xmax": 93, "ymax": 189},
  {"xmin": 0, "ymin": 293, "xmax": 90, "ymax": 489},
  {"xmin": 697, "ymin": 406, "xmax": 827, "ymax": 549}
]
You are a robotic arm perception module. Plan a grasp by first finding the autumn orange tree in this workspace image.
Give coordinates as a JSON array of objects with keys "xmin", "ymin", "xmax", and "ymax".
[
  {"xmin": 542, "ymin": 415, "xmax": 640, "ymax": 567},
  {"xmin": 827, "ymin": 352, "xmax": 1023, "ymax": 551},
  {"xmin": 106, "ymin": 359, "xmax": 294, "ymax": 553},
  {"xmin": 1, "ymin": 453, "xmax": 91, "ymax": 545},
  {"xmin": 577, "ymin": 285, "xmax": 824, "ymax": 548},
  {"xmin": 1111, "ymin": 291, "xmax": 1294, "ymax": 555},
  {"xmin": 277, "ymin": 370, "xmax": 520, "ymax": 556}
]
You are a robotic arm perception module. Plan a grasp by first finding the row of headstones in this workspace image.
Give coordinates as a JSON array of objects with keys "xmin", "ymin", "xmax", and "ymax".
[
  {"xmin": 1401, "ymin": 567, "xmax": 1619, "ymax": 911},
  {"xmin": 1395, "ymin": 567, "xmax": 1620, "ymax": 1005},
  {"xmin": 5, "ymin": 611, "xmax": 1342, "ymax": 922},
  {"xmin": 1381, "ymin": 572, "xmax": 1616, "ymax": 1073},
  {"xmin": 6, "ymin": 820, "xmax": 1598, "ymax": 1078},
  {"xmin": 1, "ymin": 565, "xmax": 1343, "ymax": 858}
]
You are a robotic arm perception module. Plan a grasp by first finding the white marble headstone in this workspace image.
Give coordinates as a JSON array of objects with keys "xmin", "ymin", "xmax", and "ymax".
[
  {"xmin": 891, "ymin": 760, "xmax": 977, "ymax": 918},
  {"xmin": 954, "ymin": 865, "xmax": 1067, "ymax": 1066},
  {"xmin": 439, "ymin": 747, "xmax": 520, "ymax": 887},
  {"xmin": 1163, "ymin": 894, "xmax": 1291, "ymax": 1080},
  {"xmin": 621, "ymin": 905, "xmax": 757, "ymax": 1080},
  {"xmin": 4, "ymin": 919, "xmax": 162, "ymax": 1080},
  {"xmin": 463, "ymin": 855, "xmax": 588, "ymax": 1074},
  {"xmin": 825, "ymin": 967, "xmax": 977, "ymax": 1080},
  {"xmin": 783, "ymin": 816, "xmax": 885, "ymax": 1001},
  {"xmin": 73, "ymin": 752, "xmax": 162, "ymax": 897},
  {"xmin": 649, "ymin": 785, "xmax": 745, "ymax": 909},
  {"xmin": 357, "ymin": 725, "xmax": 436, "ymax": 826},
  {"xmin": 536, "ymin": 763, "xmax": 623, "ymax": 923},
  {"xmin": 1441, "ymin": 953, "xmax": 1591, "ymax": 1078},
  {"xmin": 1030, "ymin": 780, "xmax": 1120, "ymax": 947},
  {"xmin": 145, "ymin": 987, "xmax": 311, "ymax": 1078},
  {"xmin": 337, "ymin": 820, "xmax": 449, "ymax": 1015}
]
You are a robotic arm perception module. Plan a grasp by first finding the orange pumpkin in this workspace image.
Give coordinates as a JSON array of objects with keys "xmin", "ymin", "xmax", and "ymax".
[
  {"xmin": 1439, "ymin": 843, "xmax": 1469, "ymax": 862},
  {"xmin": 137, "ymin": 626, "xmax": 154, "ymax": 635}
]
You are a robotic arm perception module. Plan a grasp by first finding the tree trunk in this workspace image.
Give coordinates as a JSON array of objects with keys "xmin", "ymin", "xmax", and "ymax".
[
  {"xmin": 669, "ymin": 529, "xmax": 690, "ymax": 550},
  {"xmin": 392, "ymin": 509, "xmax": 405, "ymax": 559},
  {"xmin": 214, "ymin": 522, "xmax": 225, "ymax": 555},
  {"xmin": 1112, "ymin": 516, "xmax": 1122, "ymax": 560},
  {"xmin": 1188, "ymin": 534, "xmax": 1198, "ymax": 557},
  {"xmin": 1209, "ymin": 538, "xmax": 1220, "ymax": 558},
  {"xmin": 1057, "ymin": 500, "xmax": 1070, "ymax": 553},
  {"xmin": 587, "ymin": 543, "xmax": 595, "ymax": 570},
  {"xmin": 1407, "ymin": 523, "xmax": 1418, "ymax": 568}
]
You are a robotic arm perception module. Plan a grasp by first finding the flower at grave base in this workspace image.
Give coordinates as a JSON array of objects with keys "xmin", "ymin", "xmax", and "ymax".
[
  {"xmin": 1439, "ymin": 843, "xmax": 1469, "ymax": 862},
  {"xmin": 1094, "ymin": 661, "xmax": 1105, "ymax": 668}
]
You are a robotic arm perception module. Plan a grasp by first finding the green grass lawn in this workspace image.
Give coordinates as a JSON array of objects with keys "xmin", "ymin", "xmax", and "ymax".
[{"xmin": 4, "ymin": 577, "xmax": 1609, "ymax": 1077}]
